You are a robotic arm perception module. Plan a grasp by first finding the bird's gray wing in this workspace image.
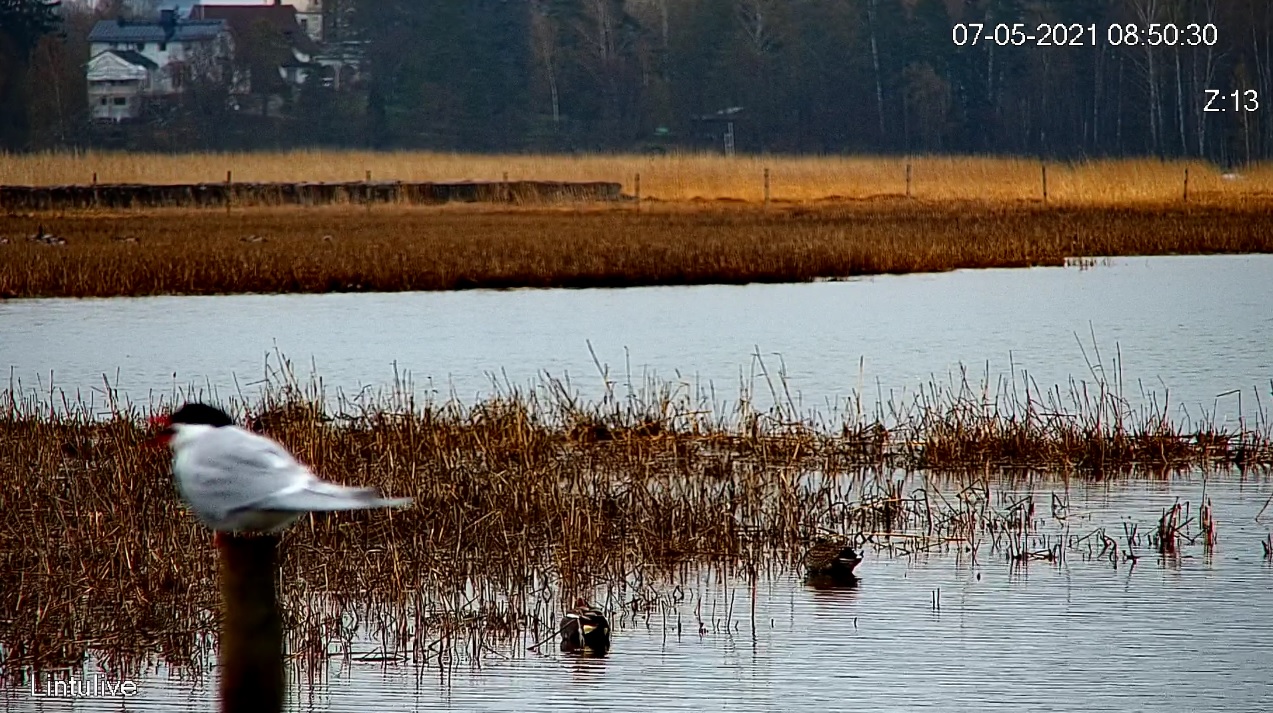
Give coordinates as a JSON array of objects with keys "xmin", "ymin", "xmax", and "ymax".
[
  {"xmin": 176, "ymin": 426, "xmax": 315, "ymax": 520},
  {"xmin": 253, "ymin": 478, "xmax": 413, "ymax": 513}
]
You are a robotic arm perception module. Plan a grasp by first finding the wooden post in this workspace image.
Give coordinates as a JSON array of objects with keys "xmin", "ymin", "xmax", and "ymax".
[
  {"xmin": 218, "ymin": 533, "xmax": 285, "ymax": 713},
  {"xmin": 763, "ymin": 167, "xmax": 770, "ymax": 208},
  {"xmin": 1041, "ymin": 164, "xmax": 1048, "ymax": 204},
  {"xmin": 365, "ymin": 170, "xmax": 372, "ymax": 212},
  {"xmin": 905, "ymin": 163, "xmax": 912, "ymax": 199},
  {"xmin": 226, "ymin": 170, "xmax": 232, "ymax": 214},
  {"xmin": 92, "ymin": 172, "xmax": 99, "ymax": 208},
  {"xmin": 634, "ymin": 172, "xmax": 641, "ymax": 210},
  {"xmin": 503, "ymin": 171, "xmax": 510, "ymax": 202},
  {"xmin": 1183, "ymin": 168, "xmax": 1190, "ymax": 203}
]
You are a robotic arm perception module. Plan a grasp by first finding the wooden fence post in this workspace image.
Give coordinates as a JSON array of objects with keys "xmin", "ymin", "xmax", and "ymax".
[{"xmin": 218, "ymin": 534, "xmax": 285, "ymax": 713}]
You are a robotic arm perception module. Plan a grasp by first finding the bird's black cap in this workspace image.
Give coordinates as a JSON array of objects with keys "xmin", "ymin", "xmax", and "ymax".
[{"xmin": 168, "ymin": 402, "xmax": 234, "ymax": 427}]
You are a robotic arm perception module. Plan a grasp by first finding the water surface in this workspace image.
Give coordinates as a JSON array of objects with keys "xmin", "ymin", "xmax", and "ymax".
[{"xmin": 2, "ymin": 255, "xmax": 1270, "ymax": 422}]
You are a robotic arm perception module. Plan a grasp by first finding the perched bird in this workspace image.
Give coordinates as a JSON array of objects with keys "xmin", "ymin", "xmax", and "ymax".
[
  {"xmin": 559, "ymin": 599, "xmax": 610, "ymax": 656},
  {"xmin": 149, "ymin": 402, "xmax": 412, "ymax": 534},
  {"xmin": 804, "ymin": 538, "xmax": 863, "ymax": 585}
]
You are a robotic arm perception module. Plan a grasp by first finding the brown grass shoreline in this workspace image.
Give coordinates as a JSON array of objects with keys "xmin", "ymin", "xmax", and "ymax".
[{"xmin": 2, "ymin": 200, "xmax": 1272, "ymax": 298}]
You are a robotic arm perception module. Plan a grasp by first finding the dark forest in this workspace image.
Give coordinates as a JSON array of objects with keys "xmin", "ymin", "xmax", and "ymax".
[{"xmin": 2, "ymin": 0, "xmax": 1269, "ymax": 163}]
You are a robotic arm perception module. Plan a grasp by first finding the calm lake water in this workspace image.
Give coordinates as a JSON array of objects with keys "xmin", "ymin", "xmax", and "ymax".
[
  {"xmin": 3, "ymin": 473, "xmax": 1272, "ymax": 712},
  {"xmin": 1, "ymin": 255, "xmax": 1271, "ymax": 423}
]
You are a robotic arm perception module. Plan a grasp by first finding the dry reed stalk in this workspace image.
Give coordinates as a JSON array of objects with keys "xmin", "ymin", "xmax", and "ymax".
[
  {"xmin": 1200, "ymin": 499, "xmax": 1217, "ymax": 551},
  {"xmin": 1156, "ymin": 503, "xmax": 1183, "ymax": 557}
]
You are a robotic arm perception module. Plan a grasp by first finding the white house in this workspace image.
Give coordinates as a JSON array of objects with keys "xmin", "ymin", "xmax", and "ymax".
[
  {"xmin": 293, "ymin": 0, "xmax": 323, "ymax": 43},
  {"xmin": 86, "ymin": 11, "xmax": 232, "ymax": 120},
  {"xmin": 85, "ymin": 50, "xmax": 158, "ymax": 121}
]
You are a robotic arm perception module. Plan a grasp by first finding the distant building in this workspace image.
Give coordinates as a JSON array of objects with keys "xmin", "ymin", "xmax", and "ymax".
[
  {"xmin": 190, "ymin": 2, "xmax": 322, "ymax": 94},
  {"xmin": 88, "ymin": 1, "xmax": 364, "ymax": 122},
  {"xmin": 85, "ymin": 50, "xmax": 158, "ymax": 121},
  {"xmin": 86, "ymin": 10, "xmax": 232, "ymax": 121},
  {"xmin": 188, "ymin": 1, "xmax": 364, "ymax": 93},
  {"xmin": 292, "ymin": 0, "xmax": 323, "ymax": 43}
]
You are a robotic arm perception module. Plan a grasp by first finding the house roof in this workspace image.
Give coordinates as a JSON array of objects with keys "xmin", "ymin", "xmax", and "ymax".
[
  {"xmin": 108, "ymin": 49, "xmax": 159, "ymax": 69},
  {"xmin": 88, "ymin": 18, "xmax": 228, "ymax": 44},
  {"xmin": 87, "ymin": 50, "xmax": 153, "ymax": 82},
  {"xmin": 188, "ymin": 4, "xmax": 320, "ymax": 54}
]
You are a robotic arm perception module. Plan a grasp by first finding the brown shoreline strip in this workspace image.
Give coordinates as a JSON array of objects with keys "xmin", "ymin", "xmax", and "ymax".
[{"xmin": 0, "ymin": 180, "xmax": 623, "ymax": 210}]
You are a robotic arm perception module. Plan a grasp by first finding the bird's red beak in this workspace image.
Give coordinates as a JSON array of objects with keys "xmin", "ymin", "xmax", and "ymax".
[{"xmin": 144, "ymin": 413, "xmax": 174, "ymax": 448}]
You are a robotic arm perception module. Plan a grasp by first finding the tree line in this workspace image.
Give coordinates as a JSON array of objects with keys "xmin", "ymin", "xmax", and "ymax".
[{"xmin": 2, "ymin": 0, "xmax": 1270, "ymax": 164}]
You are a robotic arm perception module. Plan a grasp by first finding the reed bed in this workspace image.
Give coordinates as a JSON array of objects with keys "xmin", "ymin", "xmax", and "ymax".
[
  {"xmin": 3, "ymin": 201, "xmax": 1272, "ymax": 298},
  {"xmin": 5, "ymin": 152, "xmax": 1273, "ymax": 205},
  {"xmin": 2, "ymin": 359, "xmax": 1269, "ymax": 681}
]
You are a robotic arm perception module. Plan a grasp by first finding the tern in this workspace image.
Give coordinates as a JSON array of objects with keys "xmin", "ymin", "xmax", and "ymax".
[{"xmin": 150, "ymin": 402, "xmax": 412, "ymax": 534}]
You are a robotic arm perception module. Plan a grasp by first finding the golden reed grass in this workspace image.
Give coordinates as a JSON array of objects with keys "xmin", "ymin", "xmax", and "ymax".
[
  {"xmin": 1, "ymin": 361, "xmax": 1268, "ymax": 678},
  {"xmin": 4, "ymin": 151, "xmax": 1273, "ymax": 204},
  {"xmin": 3, "ymin": 201, "xmax": 1273, "ymax": 298}
]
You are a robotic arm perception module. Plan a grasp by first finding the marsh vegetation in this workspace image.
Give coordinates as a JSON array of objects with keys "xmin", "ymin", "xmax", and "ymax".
[
  {"xmin": 2, "ymin": 363, "xmax": 1268, "ymax": 680},
  {"xmin": 3, "ymin": 201, "xmax": 1273, "ymax": 298}
]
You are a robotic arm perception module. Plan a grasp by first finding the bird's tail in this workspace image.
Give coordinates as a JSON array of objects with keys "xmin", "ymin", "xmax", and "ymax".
[{"xmin": 259, "ymin": 482, "xmax": 413, "ymax": 513}]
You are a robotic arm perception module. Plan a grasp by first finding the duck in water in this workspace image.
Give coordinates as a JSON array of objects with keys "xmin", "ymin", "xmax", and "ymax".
[
  {"xmin": 804, "ymin": 538, "xmax": 863, "ymax": 586},
  {"xmin": 559, "ymin": 599, "xmax": 610, "ymax": 656}
]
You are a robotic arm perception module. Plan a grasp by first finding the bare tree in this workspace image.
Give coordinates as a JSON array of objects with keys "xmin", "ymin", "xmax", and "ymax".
[
  {"xmin": 1127, "ymin": 0, "xmax": 1164, "ymax": 154},
  {"xmin": 735, "ymin": 0, "xmax": 779, "ymax": 56},
  {"xmin": 866, "ymin": 0, "xmax": 886, "ymax": 139},
  {"xmin": 529, "ymin": 0, "xmax": 561, "ymax": 124}
]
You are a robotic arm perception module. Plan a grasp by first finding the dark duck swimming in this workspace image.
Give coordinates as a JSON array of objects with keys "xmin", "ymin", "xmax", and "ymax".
[
  {"xmin": 804, "ymin": 538, "xmax": 863, "ymax": 585},
  {"xmin": 560, "ymin": 598, "xmax": 610, "ymax": 656}
]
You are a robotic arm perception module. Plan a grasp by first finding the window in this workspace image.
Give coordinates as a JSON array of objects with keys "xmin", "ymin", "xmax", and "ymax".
[
  {"xmin": 136, "ymin": 42, "xmax": 145, "ymax": 51},
  {"xmin": 113, "ymin": 97, "xmax": 127, "ymax": 105},
  {"xmin": 99, "ymin": 98, "xmax": 108, "ymax": 105},
  {"xmin": 158, "ymin": 42, "xmax": 167, "ymax": 51}
]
